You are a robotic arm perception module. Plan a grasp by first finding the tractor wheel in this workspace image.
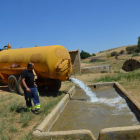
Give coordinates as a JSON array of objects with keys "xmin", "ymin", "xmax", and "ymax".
[
  {"xmin": 47, "ymin": 79, "xmax": 61, "ymax": 91},
  {"xmin": 17, "ymin": 76, "xmax": 24, "ymax": 95},
  {"xmin": 8, "ymin": 75, "xmax": 19, "ymax": 93}
]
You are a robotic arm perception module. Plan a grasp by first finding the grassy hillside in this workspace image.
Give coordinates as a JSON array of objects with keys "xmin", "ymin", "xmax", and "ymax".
[{"xmin": 95, "ymin": 45, "xmax": 137, "ymax": 57}]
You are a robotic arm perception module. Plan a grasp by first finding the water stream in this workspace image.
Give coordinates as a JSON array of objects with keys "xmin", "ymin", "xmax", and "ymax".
[
  {"xmin": 70, "ymin": 78, "xmax": 127, "ymax": 108},
  {"xmin": 70, "ymin": 78, "xmax": 98, "ymax": 102}
]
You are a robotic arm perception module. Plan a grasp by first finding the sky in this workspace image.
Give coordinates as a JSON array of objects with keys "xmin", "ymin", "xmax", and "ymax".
[{"xmin": 0, "ymin": 0, "xmax": 140, "ymax": 53}]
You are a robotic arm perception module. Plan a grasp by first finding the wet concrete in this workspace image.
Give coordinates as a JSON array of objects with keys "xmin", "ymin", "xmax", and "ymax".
[{"xmin": 50, "ymin": 87, "xmax": 139, "ymax": 139}]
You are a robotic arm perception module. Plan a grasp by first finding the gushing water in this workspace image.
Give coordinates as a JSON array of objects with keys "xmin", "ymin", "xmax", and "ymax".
[
  {"xmin": 70, "ymin": 78, "xmax": 128, "ymax": 109},
  {"xmin": 70, "ymin": 78, "xmax": 98, "ymax": 102}
]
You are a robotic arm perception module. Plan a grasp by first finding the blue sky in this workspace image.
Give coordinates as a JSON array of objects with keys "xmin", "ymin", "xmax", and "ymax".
[{"xmin": 0, "ymin": 0, "xmax": 140, "ymax": 53}]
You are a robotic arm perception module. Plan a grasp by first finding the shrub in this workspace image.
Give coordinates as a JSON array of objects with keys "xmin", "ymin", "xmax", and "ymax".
[
  {"xmin": 119, "ymin": 50, "xmax": 125, "ymax": 54},
  {"xmin": 89, "ymin": 58, "xmax": 98, "ymax": 62},
  {"xmin": 132, "ymin": 53, "xmax": 139, "ymax": 57},
  {"xmin": 96, "ymin": 59, "xmax": 105, "ymax": 62},
  {"xmin": 90, "ymin": 58, "xmax": 105, "ymax": 62},
  {"xmin": 111, "ymin": 51, "xmax": 118, "ymax": 56},
  {"xmin": 126, "ymin": 45, "xmax": 139, "ymax": 54},
  {"xmin": 127, "ymin": 51, "xmax": 132, "ymax": 54},
  {"xmin": 80, "ymin": 50, "xmax": 91, "ymax": 59},
  {"xmin": 101, "ymin": 70, "xmax": 108, "ymax": 73},
  {"xmin": 134, "ymin": 46, "xmax": 140, "ymax": 53},
  {"xmin": 126, "ymin": 46, "xmax": 134, "ymax": 52},
  {"xmin": 91, "ymin": 53, "xmax": 96, "ymax": 56}
]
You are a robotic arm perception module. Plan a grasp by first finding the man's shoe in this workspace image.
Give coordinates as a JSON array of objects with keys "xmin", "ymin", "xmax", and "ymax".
[{"xmin": 34, "ymin": 109, "xmax": 40, "ymax": 114}]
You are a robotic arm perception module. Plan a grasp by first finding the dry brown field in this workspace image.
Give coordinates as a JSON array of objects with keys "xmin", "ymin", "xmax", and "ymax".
[
  {"xmin": 1, "ymin": 45, "xmax": 140, "ymax": 140},
  {"xmin": 95, "ymin": 44, "xmax": 137, "ymax": 57}
]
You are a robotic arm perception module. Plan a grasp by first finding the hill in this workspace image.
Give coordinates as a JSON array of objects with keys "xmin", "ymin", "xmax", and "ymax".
[{"xmin": 95, "ymin": 45, "xmax": 137, "ymax": 57}]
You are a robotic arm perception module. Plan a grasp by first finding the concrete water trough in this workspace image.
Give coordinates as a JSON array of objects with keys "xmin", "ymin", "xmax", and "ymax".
[{"xmin": 33, "ymin": 82, "xmax": 140, "ymax": 140}]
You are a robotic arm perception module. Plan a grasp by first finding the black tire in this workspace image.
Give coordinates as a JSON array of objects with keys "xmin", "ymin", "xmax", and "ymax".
[
  {"xmin": 17, "ymin": 76, "xmax": 24, "ymax": 95},
  {"xmin": 47, "ymin": 79, "xmax": 61, "ymax": 91},
  {"xmin": 8, "ymin": 75, "xmax": 19, "ymax": 93}
]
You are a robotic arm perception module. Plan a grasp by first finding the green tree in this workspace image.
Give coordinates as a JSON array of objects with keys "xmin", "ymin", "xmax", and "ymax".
[
  {"xmin": 80, "ymin": 50, "xmax": 91, "ymax": 59},
  {"xmin": 111, "ymin": 51, "xmax": 118, "ymax": 56},
  {"xmin": 138, "ymin": 36, "xmax": 140, "ymax": 50},
  {"xmin": 126, "ymin": 46, "xmax": 135, "ymax": 54},
  {"xmin": 91, "ymin": 53, "xmax": 96, "ymax": 56},
  {"xmin": 126, "ymin": 45, "xmax": 139, "ymax": 54},
  {"xmin": 119, "ymin": 50, "xmax": 125, "ymax": 54},
  {"xmin": 134, "ymin": 46, "xmax": 139, "ymax": 53}
]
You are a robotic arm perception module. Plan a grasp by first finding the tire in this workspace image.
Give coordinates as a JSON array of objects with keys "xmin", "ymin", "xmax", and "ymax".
[
  {"xmin": 17, "ymin": 76, "xmax": 24, "ymax": 95},
  {"xmin": 8, "ymin": 75, "xmax": 19, "ymax": 93},
  {"xmin": 47, "ymin": 79, "xmax": 61, "ymax": 91}
]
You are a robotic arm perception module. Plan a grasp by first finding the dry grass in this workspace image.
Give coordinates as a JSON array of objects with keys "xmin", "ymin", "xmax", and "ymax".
[
  {"xmin": 81, "ymin": 52, "xmax": 132, "ymax": 71},
  {"xmin": 1, "ymin": 49, "xmax": 140, "ymax": 139},
  {"xmin": 95, "ymin": 45, "xmax": 137, "ymax": 57},
  {"xmin": 0, "ymin": 87, "xmax": 67, "ymax": 140}
]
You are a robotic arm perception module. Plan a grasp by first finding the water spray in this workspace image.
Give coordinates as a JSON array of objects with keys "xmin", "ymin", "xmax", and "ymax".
[{"xmin": 70, "ymin": 78, "xmax": 99, "ymax": 102}]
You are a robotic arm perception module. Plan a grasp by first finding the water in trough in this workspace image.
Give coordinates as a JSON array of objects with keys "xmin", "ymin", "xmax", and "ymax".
[{"xmin": 50, "ymin": 78, "xmax": 139, "ymax": 139}]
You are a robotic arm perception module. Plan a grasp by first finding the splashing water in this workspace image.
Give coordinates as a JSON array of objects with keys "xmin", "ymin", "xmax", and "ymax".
[
  {"xmin": 70, "ymin": 78, "xmax": 98, "ymax": 102},
  {"xmin": 70, "ymin": 78, "xmax": 128, "ymax": 110}
]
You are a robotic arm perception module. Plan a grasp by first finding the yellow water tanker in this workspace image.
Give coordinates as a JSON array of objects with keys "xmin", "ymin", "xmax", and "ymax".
[{"xmin": 0, "ymin": 44, "xmax": 73, "ymax": 94}]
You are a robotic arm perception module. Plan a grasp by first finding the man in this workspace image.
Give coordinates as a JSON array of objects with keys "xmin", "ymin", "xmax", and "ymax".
[{"xmin": 21, "ymin": 62, "xmax": 41, "ymax": 114}]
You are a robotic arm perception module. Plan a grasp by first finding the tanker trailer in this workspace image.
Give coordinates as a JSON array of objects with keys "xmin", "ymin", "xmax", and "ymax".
[{"xmin": 0, "ymin": 44, "xmax": 73, "ymax": 95}]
